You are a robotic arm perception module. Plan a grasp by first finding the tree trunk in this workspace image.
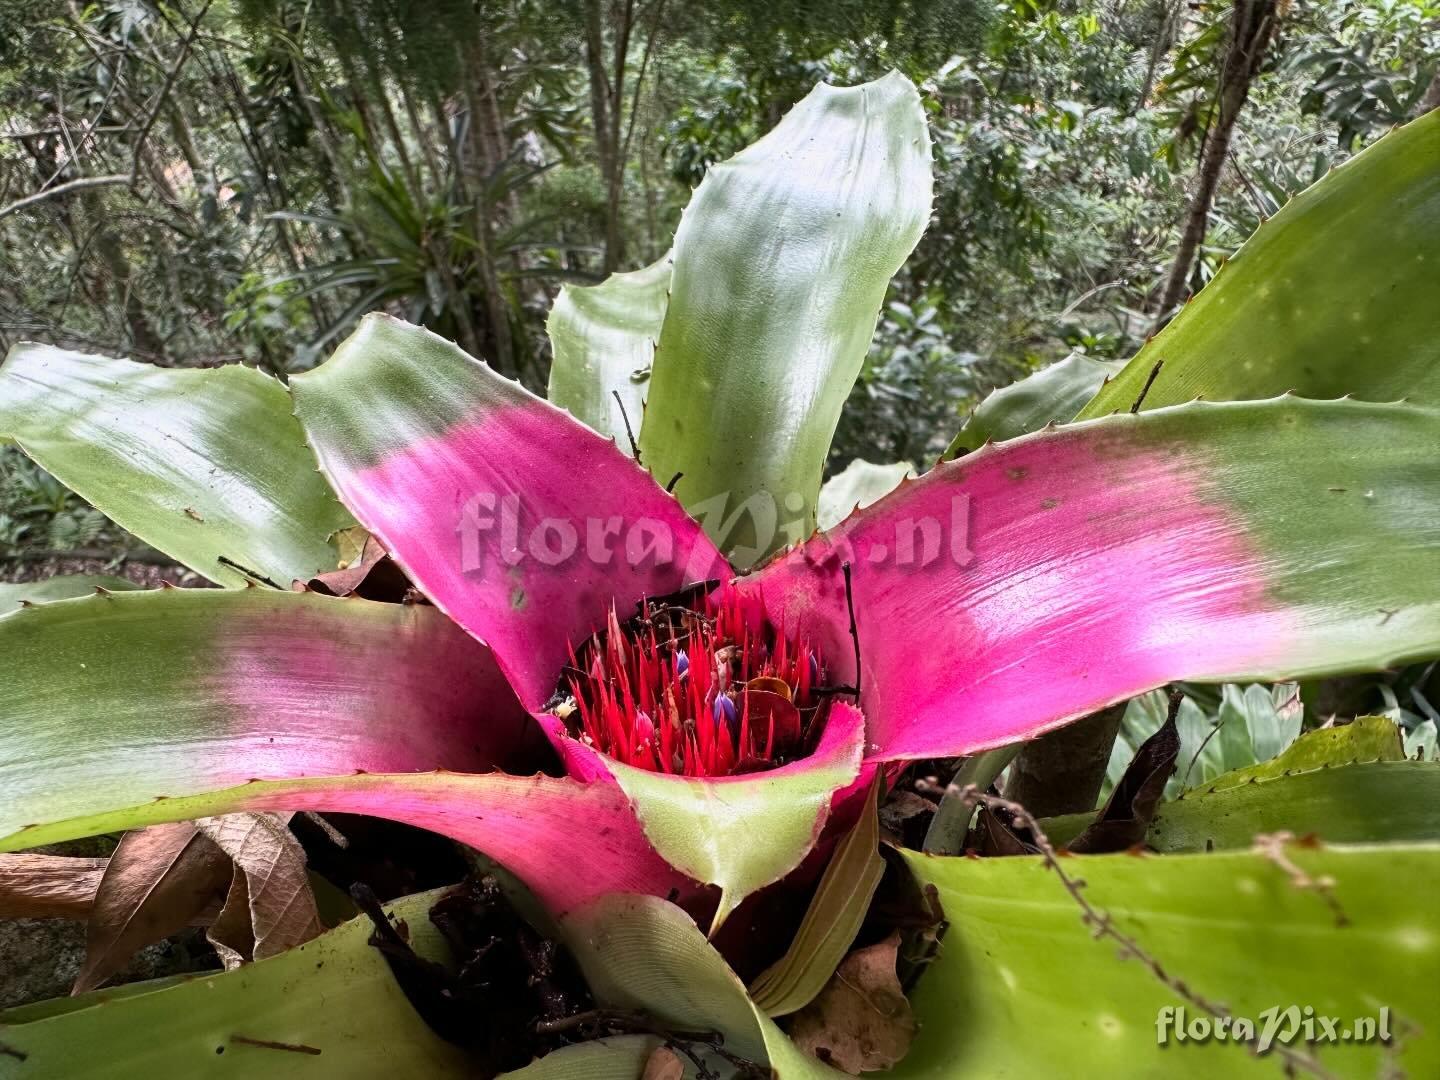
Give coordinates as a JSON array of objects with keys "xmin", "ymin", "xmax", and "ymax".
[
  {"xmin": 1416, "ymin": 68, "xmax": 1440, "ymax": 118},
  {"xmin": 460, "ymin": 32, "xmax": 516, "ymax": 375},
  {"xmin": 585, "ymin": 0, "xmax": 636, "ymax": 273},
  {"xmin": 1154, "ymin": 0, "xmax": 1280, "ymax": 322},
  {"xmin": 1003, "ymin": 703, "xmax": 1128, "ymax": 819}
]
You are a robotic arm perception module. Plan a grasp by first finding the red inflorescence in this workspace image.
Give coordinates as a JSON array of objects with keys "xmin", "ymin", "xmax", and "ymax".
[{"xmin": 560, "ymin": 586, "xmax": 828, "ymax": 778}]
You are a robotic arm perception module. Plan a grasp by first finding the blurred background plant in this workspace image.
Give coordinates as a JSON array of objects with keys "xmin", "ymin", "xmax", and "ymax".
[{"xmin": 2, "ymin": 0, "xmax": 1437, "ymax": 567}]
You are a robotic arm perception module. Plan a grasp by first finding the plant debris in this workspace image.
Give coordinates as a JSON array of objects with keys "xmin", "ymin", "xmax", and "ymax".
[
  {"xmin": 73, "ymin": 821, "xmax": 231, "ymax": 993},
  {"xmin": 641, "ymin": 1046, "xmax": 686, "ymax": 1080},
  {"xmin": 354, "ymin": 875, "xmax": 594, "ymax": 1075},
  {"xmin": 1066, "ymin": 694, "xmax": 1181, "ymax": 853},
  {"xmin": 293, "ymin": 534, "xmax": 420, "ymax": 602},
  {"xmin": 787, "ymin": 932, "xmax": 917, "ymax": 1074}
]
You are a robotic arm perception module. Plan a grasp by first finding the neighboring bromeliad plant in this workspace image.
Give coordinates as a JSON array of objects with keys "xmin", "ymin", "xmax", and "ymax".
[{"xmin": 1, "ymin": 73, "xmax": 1439, "ymax": 1077}]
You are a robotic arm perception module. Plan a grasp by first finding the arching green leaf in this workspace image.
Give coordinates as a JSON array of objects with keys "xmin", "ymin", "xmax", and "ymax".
[
  {"xmin": 1080, "ymin": 109, "xmax": 1440, "ymax": 418},
  {"xmin": 0, "ymin": 346, "xmax": 353, "ymax": 587},
  {"xmin": 946, "ymin": 353, "xmax": 1122, "ymax": 456},
  {"xmin": 898, "ymin": 844, "xmax": 1440, "ymax": 1077}
]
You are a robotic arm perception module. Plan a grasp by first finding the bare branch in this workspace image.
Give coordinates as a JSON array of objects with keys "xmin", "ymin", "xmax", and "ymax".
[
  {"xmin": 129, "ymin": 0, "xmax": 215, "ymax": 185},
  {"xmin": 0, "ymin": 174, "xmax": 130, "ymax": 221}
]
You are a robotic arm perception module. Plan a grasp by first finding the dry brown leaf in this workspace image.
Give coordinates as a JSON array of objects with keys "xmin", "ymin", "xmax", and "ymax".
[
  {"xmin": 205, "ymin": 871, "xmax": 256, "ymax": 970},
  {"xmin": 196, "ymin": 812, "xmax": 323, "ymax": 960},
  {"xmin": 0, "ymin": 853, "xmax": 108, "ymax": 919},
  {"xmin": 640, "ymin": 1046, "xmax": 685, "ymax": 1080},
  {"xmin": 788, "ymin": 932, "xmax": 917, "ymax": 1074},
  {"xmin": 74, "ymin": 823, "xmax": 231, "ymax": 994}
]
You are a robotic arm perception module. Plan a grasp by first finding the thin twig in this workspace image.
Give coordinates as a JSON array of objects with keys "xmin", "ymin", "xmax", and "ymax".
[
  {"xmin": 612, "ymin": 389, "xmax": 642, "ymax": 462},
  {"xmin": 1130, "ymin": 358, "xmax": 1165, "ymax": 414},
  {"xmin": 0, "ymin": 174, "xmax": 129, "ymax": 221},
  {"xmin": 947, "ymin": 783, "xmax": 1336, "ymax": 1079},
  {"xmin": 216, "ymin": 556, "xmax": 285, "ymax": 590},
  {"xmin": 129, "ymin": 0, "xmax": 214, "ymax": 186},
  {"xmin": 533, "ymin": 1010, "xmax": 766, "ymax": 1078},
  {"xmin": 666, "ymin": 471, "xmax": 683, "ymax": 493},
  {"xmin": 842, "ymin": 561, "xmax": 862, "ymax": 698}
]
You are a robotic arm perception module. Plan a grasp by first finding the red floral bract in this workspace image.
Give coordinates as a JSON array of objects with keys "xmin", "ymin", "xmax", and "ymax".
[{"xmin": 561, "ymin": 586, "xmax": 829, "ymax": 778}]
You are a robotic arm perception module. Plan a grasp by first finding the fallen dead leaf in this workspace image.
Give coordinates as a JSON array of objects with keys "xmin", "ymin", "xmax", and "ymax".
[
  {"xmin": 197, "ymin": 812, "xmax": 323, "ymax": 960},
  {"xmin": 0, "ymin": 853, "xmax": 108, "ymax": 919},
  {"xmin": 74, "ymin": 823, "xmax": 231, "ymax": 993},
  {"xmin": 788, "ymin": 932, "xmax": 917, "ymax": 1074},
  {"xmin": 1067, "ymin": 707, "xmax": 1179, "ymax": 854},
  {"xmin": 294, "ymin": 534, "xmax": 416, "ymax": 601},
  {"xmin": 641, "ymin": 1046, "xmax": 685, "ymax": 1080},
  {"xmin": 206, "ymin": 871, "xmax": 257, "ymax": 970}
]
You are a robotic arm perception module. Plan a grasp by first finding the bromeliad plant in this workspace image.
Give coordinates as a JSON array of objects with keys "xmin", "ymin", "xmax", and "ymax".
[{"xmin": 2, "ymin": 73, "xmax": 1440, "ymax": 1077}]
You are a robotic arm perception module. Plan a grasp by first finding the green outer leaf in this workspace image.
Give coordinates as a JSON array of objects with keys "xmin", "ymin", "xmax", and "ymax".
[
  {"xmin": 816, "ymin": 459, "xmax": 915, "ymax": 531},
  {"xmin": 639, "ymin": 72, "xmax": 932, "ymax": 566},
  {"xmin": 546, "ymin": 254, "xmax": 671, "ymax": 449},
  {"xmin": 1153, "ymin": 762, "xmax": 1440, "ymax": 851},
  {"xmin": 1080, "ymin": 110, "xmax": 1440, "ymax": 419},
  {"xmin": 1042, "ymin": 760, "xmax": 1440, "ymax": 851},
  {"xmin": 897, "ymin": 844, "xmax": 1440, "ymax": 1078},
  {"xmin": 749, "ymin": 777, "xmax": 884, "ymax": 1016},
  {"xmin": 0, "ymin": 890, "xmax": 473, "ymax": 1077},
  {"xmin": 1202, "ymin": 714, "xmax": 1405, "ymax": 793},
  {"xmin": 0, "ymin": 345, "xmax": 352, "ymax": 586},
  {"xmin": 0, "ymin": 575, "xmax": 138, "ymax": 606},
  {"xmin": 562, "ymin": 894, "xmax": 846, "ymax": 1079},
  {"xmin": 946, "ymin": 353, "xmax": 1122, "ymax": 456},
  {"xmin": 499, "ymin": 1037, "xmax": 659, "ymax": 1079}
]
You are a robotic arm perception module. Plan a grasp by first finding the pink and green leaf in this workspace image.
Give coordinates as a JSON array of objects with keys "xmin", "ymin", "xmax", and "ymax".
[
  {"xmin": 742, "ymin": 397, "xmax": 1440, "ymax": 760},
  {"xmin": 0, "ymin": 345, "xmax": 353, "ymax": 587},
  {"xmin": 546, "ymin": 253, "xmax": 671, "ymax": 449},
  {"xmin": 0, "ymin": 588, "xmax": 690, "ymax": 914},
  {"xmin": 638, "ymin": 72, "xmax": 933, "ymax": 566},
  {"xmin": 1080, "ymin": 108, "xmax": 1440, "ymax": 418},
  {"xmin": 291, "ymin": 314, "xmax": 727, "ymax": 710}
]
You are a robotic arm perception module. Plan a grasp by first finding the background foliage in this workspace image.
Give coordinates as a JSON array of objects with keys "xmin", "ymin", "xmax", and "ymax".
[{"xmin": 2, "ymin": 0, "xmax": 1437, "ymax": 544}]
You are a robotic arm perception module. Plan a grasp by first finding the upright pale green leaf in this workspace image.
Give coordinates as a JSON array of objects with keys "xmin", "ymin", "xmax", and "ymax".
[
  {"xmin": 639, "ymin": 72, "xmax": 932, "ymax": 565},
  {"xmin": 946, "ymin": 353, "xmax": 1122, "ymax": 456},
  {"xmin": 0, "ymin": 345, "xmax": 353, "ymax": 587},
  {"xmin": 1080, "ymin": 109, "xmax": 1440, "ymax": 419},
  {"xmin": 0, "ymin": 890, "xmax": 472, "ymax": 1077},
  {"xmin": 816, "ymin": 459, "xmax": 915, "ymax": 530},
  {"xmin": 898, "ymin": 845, "xmax": 1440, "ymax": 1077},
  {"xmin": 546, "ymin": 254, "xmax": 671, "ymax": 449}
]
